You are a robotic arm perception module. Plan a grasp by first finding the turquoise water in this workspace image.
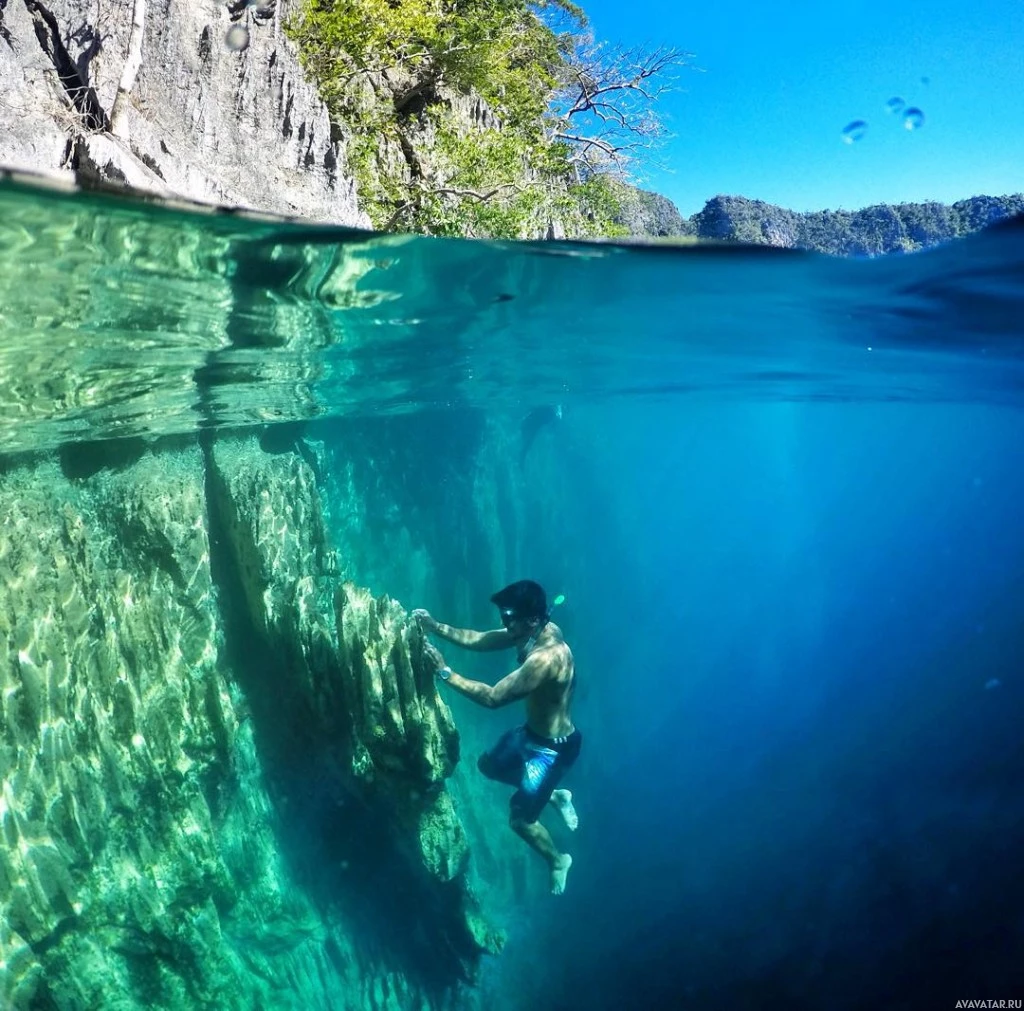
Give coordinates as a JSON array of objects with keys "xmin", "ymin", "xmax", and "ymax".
[
  {"xmin": 3, "ymin": 176, "xmax": 1024, "ymax": 457},
  {"xmin": 3, "ymin": 176, "xmax": 1024, "ymax": 1008}
]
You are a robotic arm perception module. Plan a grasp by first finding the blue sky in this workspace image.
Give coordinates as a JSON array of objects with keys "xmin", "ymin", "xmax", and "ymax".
[{"xmin": 577, "ymin": 0, "xmax": 1024, "ymax": 215}]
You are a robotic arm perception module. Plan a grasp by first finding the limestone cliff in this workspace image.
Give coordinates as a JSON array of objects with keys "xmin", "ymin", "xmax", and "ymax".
[
  {"xmin": 0, "ymin": 0, "xmax": 368, "ymax": 224},
  {"xmin": 607, "ymin": 181, "xmax": 693, "ymax": 239},
  {"xmin": 688, "ymin": 193, "xmax": 1024, "ymax": 254},
  {"xmin": 0, "ymin": 435, "xmax": 503, "ymax": 1010},
  {"xmin": 615, "ymin": 189, "xmax": 1024, "ymax": 254}
]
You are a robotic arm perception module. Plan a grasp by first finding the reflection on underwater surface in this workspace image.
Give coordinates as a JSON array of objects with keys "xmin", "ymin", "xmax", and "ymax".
[{"xmin": 1, "ymin": 175, "xmax": 1024, "ymax": 457}]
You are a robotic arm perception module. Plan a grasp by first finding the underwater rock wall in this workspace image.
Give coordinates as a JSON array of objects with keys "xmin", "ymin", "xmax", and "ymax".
[
  {"xmin": 315, "ymin": 415, "xmax": 527, "ymax": 623},
  {"xmin": 206, "ymin": 438, "xmax": 500, "ymax": 954},
  {"xmin": 310, "ymin": 412, "xmax": 590, "ymax": 999},
  {"xmin": 315, "ymin": 412, "xmax": 536, "ymax": 878},
  {"xmin": 0, "ymin": 437, "xmax": 497, "ymax": 1010}
]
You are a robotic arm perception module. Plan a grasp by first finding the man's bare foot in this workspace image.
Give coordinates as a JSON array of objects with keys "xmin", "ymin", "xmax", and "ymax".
[
  {"xmin": 551, "ymin": 789, "xmax": 578, "ymax": 831},
  {"xmin": 551, "ymin": 854, "xmax": 572, "ymax": 895}
]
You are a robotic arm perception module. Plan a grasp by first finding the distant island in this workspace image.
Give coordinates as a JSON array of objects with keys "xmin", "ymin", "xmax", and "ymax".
[{"xmin": 612, "ymin": 187, "xmax": 1024, "ymax": 255}]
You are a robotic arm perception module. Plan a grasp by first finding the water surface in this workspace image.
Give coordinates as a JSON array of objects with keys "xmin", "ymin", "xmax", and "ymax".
[{"xmin": 2, "ymin": 175, "xmax": 1023, "ymax": 456}]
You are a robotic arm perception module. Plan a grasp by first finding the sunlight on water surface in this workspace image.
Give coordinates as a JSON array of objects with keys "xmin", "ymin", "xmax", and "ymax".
[{"xmin": 1, "ymin": 175, "xmax": 1023, "ymax": 456}]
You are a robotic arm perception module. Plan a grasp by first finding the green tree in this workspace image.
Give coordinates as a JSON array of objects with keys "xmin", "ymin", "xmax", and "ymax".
[{"xmin": 288, "ymin": 0, "xmax": 686, "ymax": 237}]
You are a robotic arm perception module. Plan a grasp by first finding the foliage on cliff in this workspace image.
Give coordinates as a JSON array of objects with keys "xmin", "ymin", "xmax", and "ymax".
[
  {"xmin": 687, "ymin": 193, "xmax": 1024, "ymax": 255},
  {"xmin": 605, "ymin": 179, "xmax": 693, "ymax": 238},
  {"xmin": 287, "ymin": 0, "xmax": 682, "ymax": 237}
]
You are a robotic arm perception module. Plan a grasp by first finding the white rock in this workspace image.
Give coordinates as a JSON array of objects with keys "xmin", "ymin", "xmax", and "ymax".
[{"xmin": 0, "ymin": 0, "xmax": 370, "ymax": 225}]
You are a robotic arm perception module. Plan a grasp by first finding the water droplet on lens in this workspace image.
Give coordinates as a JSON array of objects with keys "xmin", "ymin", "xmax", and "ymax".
[
  {"xmin": 885, "ymin": 96, "xmax": 905, "ymax": 114},
  {"xmin": 841, "ymin": 120, "xmax": 868, "ymax": 144},
  {"xmin": 225, "ymin": 25, "xmax": 249, "ymax": 51},
  {"xmin": 920, "ymin": 76, "xmax": 930, "ymax": 85},
  {"xmin": 903, "ymin": 107, "xmax": 924, "ymax": 130}
]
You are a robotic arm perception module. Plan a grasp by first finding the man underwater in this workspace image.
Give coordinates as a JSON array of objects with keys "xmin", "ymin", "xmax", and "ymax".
[{"xmin": 413, "ymin": 580, "xmax": 581, "ymax": 895}]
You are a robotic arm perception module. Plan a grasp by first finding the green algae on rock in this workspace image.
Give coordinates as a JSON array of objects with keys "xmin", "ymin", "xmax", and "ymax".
[{"xmin": 0, "ymin": 437, "xmax": 498, "ymax": 1010}]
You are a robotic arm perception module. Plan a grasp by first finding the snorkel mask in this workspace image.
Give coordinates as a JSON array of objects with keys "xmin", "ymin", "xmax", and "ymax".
[{"xmin": 499, "ymin": 593, "xmax": 566, "ymax": 626}]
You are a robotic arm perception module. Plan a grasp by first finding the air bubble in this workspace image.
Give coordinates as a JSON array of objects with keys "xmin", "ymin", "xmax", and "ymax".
[
  {"xmin": 225, "ymin": 25, "xmax": 250, "ymax": 51},
  {"xmin": 841, "ymin": 120, "xmax": 868, "ymax": 144},
  {"xmin": 903, "ymin": 107, "xmax": 924, "ymax": 130},
  {"xmin": 885, "ymin": 97, "xmax": 905, "ymax": 114}
]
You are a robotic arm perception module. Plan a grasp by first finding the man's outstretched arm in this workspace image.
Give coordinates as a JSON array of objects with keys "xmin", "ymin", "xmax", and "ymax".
[
  {"xmin": 440, "ymin": 656, "xmax": 548, "ymax": 709},
  {"xmin": 413, "ymin": 609, "xmax": 512, "ymax": 651}
]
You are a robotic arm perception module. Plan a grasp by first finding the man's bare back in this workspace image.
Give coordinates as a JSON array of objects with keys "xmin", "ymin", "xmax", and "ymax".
[{"xmin": 520, "ymin": 622, "xmax": 575, "ymax": 740}]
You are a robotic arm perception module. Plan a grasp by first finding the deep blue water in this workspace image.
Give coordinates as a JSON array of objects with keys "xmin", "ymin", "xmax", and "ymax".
[
  {"xmin": 520, "ymin": 400, "xmax": 1024, "ymax": 1008},
  {"xmin": 2, "ymin": 176, "xmax": 1023, "ymax": 1008}
]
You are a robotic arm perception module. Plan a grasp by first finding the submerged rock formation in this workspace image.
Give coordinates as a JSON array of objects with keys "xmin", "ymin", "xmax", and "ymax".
[
  {"xmin": 0, "ymin": 0, "xmax": 367, "ymax": 224},
  {"xmin": 0, "ymin": 435, "xmax": 500, "ymax": 1010}
]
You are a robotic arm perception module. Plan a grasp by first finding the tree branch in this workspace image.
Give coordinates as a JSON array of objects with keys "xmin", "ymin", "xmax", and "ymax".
[
  {"xmin": 544, "ymin": 40, "xmax": 690, "ymax": 178},
  {"xmin": 382, "ymin": 181, "xmax": 525, "ymax": 231}
]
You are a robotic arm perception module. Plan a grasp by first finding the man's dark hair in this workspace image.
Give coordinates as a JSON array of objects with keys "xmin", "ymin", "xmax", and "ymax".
[{"xmin": 490, "ymin": 580, "xmax": 548, "ymax": 621}]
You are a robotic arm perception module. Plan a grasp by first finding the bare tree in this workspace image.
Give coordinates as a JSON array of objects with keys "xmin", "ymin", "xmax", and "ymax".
[
  {"xmin": 108, "ymin": 0, "xmax": 146, "ymax": 139},
  {"xmin": 548, "ymin": 36, "xmax": 691, "ymax": 179}
]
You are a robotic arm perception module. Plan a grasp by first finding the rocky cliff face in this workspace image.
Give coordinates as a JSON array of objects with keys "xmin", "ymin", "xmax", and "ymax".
[
  {"xmin": 0, "ymin": 434, "xmax": 505, "ymax": 1010},
  {"xmin": 0, "ymin": 0, "xmax": 367, "ymax": 224},
  {"xmin": 607, "ymin": 181, "xmax": 693, "ymax": 239}
]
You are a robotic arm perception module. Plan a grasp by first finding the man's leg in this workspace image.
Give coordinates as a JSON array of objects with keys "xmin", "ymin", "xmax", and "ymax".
[
  {"xmin": 509, "ymin": 814, "xmax": 573, "ymax": 895},
  {"xmin": 548, "ymin": 788, "xmax": 578, "ymax": 830}
]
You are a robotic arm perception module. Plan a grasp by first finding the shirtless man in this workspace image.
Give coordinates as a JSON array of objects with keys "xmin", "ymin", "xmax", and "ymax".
[{"xmin": 413, "ymin": 580, "xmax": 581, "ymax": 895}]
